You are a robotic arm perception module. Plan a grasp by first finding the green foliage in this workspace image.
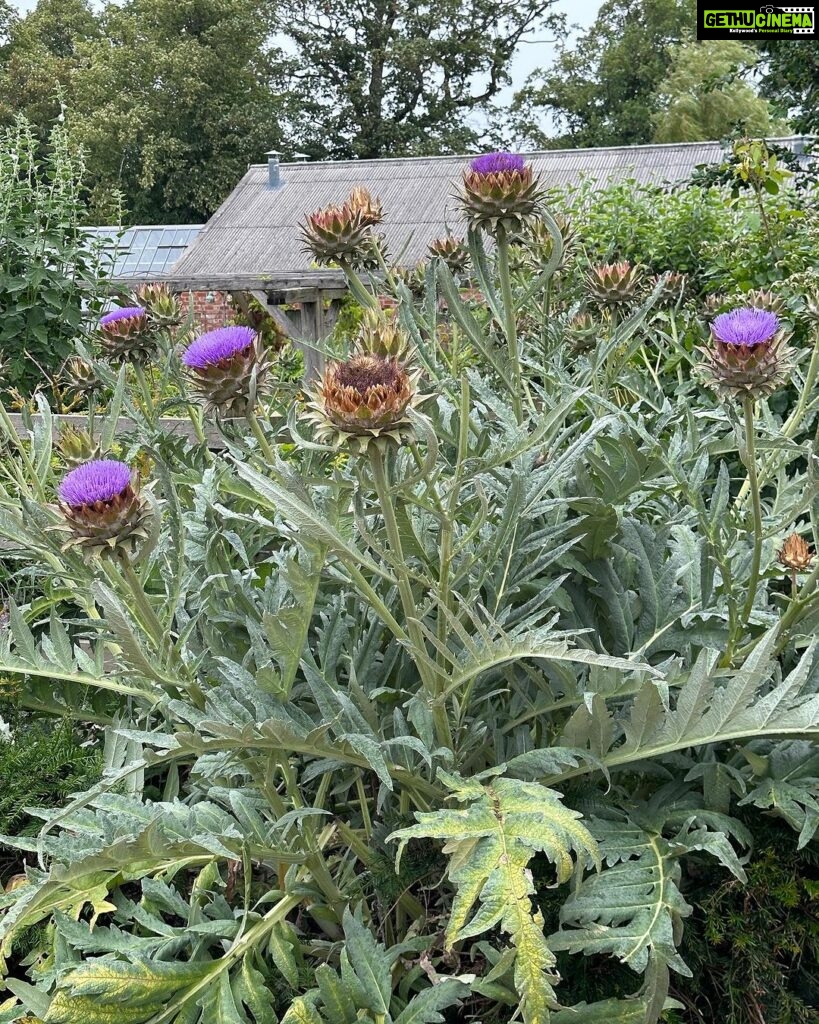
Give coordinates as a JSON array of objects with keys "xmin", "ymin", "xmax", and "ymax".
[
  {"xmin": 652, "ymin": 40, "xmax": 779, "ymax": 143},
  {"xmin": 0, "ymin": 718, "xmax": 101, "ymax": 841},
  {"xmin": 507, "ymin": 0, "xmax": 698, "ymax": 149},
  {"xmin": 674, "ymin": 815, "xmax": 819, "ymax": 1024},
  {"xmin": 0, "ymin": 116, "xmax": 103, "ymax": 392},
  {"xmin": 391, "ymin": 771, "xmax": 599, "ymax": 1023},
  {"xmin": 272, "ymin": 0, "xmax": 561, "ymax": 160}
]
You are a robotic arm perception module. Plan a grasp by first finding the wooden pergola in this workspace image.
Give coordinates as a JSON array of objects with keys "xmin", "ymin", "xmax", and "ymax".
[{"xmin": 117, "ymin": 270, "xmax": 354, "ymax": 380}]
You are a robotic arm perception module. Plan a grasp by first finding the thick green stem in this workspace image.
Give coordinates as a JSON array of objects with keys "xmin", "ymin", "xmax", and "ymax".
[
  {"xmin": 133, "ymin": 363, "xmax": 156, "ymax": 425},
  {"xmin": 739, "ymin": 396, "xmax": 764, "ymax": 630},
  {"xmin": 494, "ymin": 225, "xmax": 523, "ymax": 423},
  {"xmin": 338, "ymin": 258, "xmax": 380, "ymax": 311},
  {"xmin": 246, "ymin": 408, "xmax": 276, "ymax": 463},
  {"xmin": 736, "ymin": 331, "xmax": 819, "ymax": 507},
  {"xmin": 116, "ymin": 552, "xmax": 169, "ymax": 658},
  {"xmin": 0, "ymin": 402, "xmax": 46, "ymax": 500},
  {"xmin": 368, "ymin": 444, "xmax": 453, "ymax": 749}
]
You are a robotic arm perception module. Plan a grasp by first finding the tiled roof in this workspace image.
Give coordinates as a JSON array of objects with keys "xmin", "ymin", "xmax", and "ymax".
[
  {"xmin": 173, "ymin": 138, "xmax": 811, "ymax": 278},
  {"xmin": 87, "ymin": 225, "xmax": 203, "ymax": 279}
]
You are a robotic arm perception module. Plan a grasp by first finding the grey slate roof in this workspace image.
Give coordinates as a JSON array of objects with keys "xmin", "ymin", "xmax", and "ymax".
[
  {"xmin": 87, "ymin": 225, "xmax": 203, "ymax": 279},
  {"xmin": 173, "ymin": 138, "xmax": 809, "ymax": 278}
]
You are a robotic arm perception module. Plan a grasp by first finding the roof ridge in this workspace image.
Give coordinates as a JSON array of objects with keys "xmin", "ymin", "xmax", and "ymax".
[{"xmin": 249, "ymin": 136, "xmax": 812, "ymax": 170}]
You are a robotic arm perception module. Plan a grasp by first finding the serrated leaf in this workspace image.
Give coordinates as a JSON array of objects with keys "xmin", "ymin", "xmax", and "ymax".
[{"xmin": 390, "ymin": 771, "xmax": 598, "ymax": 1024}]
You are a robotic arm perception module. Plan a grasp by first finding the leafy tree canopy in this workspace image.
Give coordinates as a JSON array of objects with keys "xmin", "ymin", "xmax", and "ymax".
[
  {"xmin": 275, "ymin": 0, "xmax": 561, "ymax": 160},
  {"xmin": 508, "ymin": 0, "xmax": 698, "ymax": 149},
  {"xmin": 652, "ymin": 39, "xmax": 780, "ymax": 143},
  {"xmin": 757, "ymin": 40, "xmax": 819, "ymax": 136},
  {"xmin": 0, "ymin": 0, "xmax": 293, "ymax": 223}
]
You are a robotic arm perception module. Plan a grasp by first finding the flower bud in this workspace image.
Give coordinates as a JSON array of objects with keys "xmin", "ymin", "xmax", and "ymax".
[
  {"xmin": 520, "ymin": 216, "xmax": 577, "ymax": 273},
  {"xmin": 57, "ymin": 459, "xmax": 154, "ymax": 557},
  {"xmin": 56, "ymin": 424, "xmax": 102, "ymax": 469},
  {"xmin": 98, "ymin": 306, "xmax": 156, "ymax": 365},
  {"xmin": 394, "ymin": 262, "xmax": 427, "ymax": 300},
  {"xmin": 300, "ymin": 202, "xmax": 373, "ymax": 264},
  {"xmin": 652, "ymin": 272, "xmax": 688, "ymax": 307},
  {"xmin": 567, "ymin": 312, "xmax": 598, "ymax": 353},
  {"xmin": 354, "ymin": 309, "xmax": 413, "ymax": 361},
  {"xmin": 428, "ymin": 235, "xmax": 469, "ymax": 275},
  {"xmin": 586, "ymin": 262, "xmax": 643, "ymax": 306},
  {"xmin": 347, "ymin": 186, "xmax": 383, "ymax": 228},
  {"xmin": 60, "ymin": 355, "xmax": 100, "ymax": 401},
  {"xmin": 181, "ymin": 325, "xmax": 268, "ymax": 418},
  {"xmin": 134, "ymin": 282, "xmax": 183, "ymax": 329},
  {"xmin": 698, "ymin": 307, "xmax": 794, "ymax": 399},
  {"xmin": 458, "ymin": 152, "xmax": 544, "ymax": 234}
]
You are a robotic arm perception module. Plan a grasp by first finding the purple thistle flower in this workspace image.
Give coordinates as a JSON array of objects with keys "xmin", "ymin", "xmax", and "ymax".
[
  {"xmin": 100, "ymin": 306, "xmax": 146, "ymax": 326},
  {"xmin": 712, "ymin": 307, "xmax": 780, "ymax": 347},
  {"xmin": 470, "ymin": 152, "xmax": 526, "ymax": 176},
  {"xmin": 59, "ymin": 460, "xmax": 132, "ymax": 507},
  {"xmin": 182, "ymin": 326, "xmax": 256, "ymax": 369}
]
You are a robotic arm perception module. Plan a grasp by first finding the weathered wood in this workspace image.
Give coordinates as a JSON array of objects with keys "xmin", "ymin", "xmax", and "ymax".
[{"xmin": 109, "ymin": 272, "xmax": 352, "ymax": 293}]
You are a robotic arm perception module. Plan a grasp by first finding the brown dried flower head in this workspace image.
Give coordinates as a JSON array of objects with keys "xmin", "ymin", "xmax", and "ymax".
[
  {"xmin": 778, "ymin": 533, "xmax": 814, "ymax": 572},
  {"xmin": 304, "ymin": 354, "xmax": 422, "ymax": 447}
]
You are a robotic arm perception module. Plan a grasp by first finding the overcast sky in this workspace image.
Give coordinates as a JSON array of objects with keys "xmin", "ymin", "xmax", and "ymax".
[{"xmin": 8, "ymin": 0, "xmax": 603, "ymax": 95}]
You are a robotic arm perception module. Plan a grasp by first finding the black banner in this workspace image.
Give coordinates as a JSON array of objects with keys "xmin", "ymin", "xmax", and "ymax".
[{"xmin": 697, "ymin": 2, "xmax": 819, "ymax": 39}]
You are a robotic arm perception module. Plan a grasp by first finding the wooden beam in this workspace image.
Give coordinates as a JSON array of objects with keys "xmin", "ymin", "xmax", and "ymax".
[{"xmin": 107, "ymin": 271, "xmax": 354, "ymax": 292}]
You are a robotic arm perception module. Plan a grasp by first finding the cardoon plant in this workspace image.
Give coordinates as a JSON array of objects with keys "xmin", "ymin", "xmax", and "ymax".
[{"xmin": 3, "ymin": 171, "xmax": 819, "ymax": 1024}]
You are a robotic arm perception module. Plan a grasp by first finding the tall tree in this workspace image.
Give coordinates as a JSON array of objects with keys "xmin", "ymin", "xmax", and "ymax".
[
  {"xmin": 70, "ymin": 0, "xmax": 293, "ymax": 222},
  {"xmin": 0, "ymin": 0, "xmax": 293, "ymax": 223},
  {"xmin": 275, "ymin": 0, "xmax": 561, "ymax": 159},
  {"xmin": 757, "ymin": 41, "xmax": 819, "ymax": 136},
  {"xmin": 653, "ymin": 40, "xmax": 779, "ymax": 142},
  {"xmin": 509, "ymin": 0, "xmax": 697, "ymax": 149},
  {"xmin": 0, "ymin": 0, "xmax": 99, "ymax": 132}
]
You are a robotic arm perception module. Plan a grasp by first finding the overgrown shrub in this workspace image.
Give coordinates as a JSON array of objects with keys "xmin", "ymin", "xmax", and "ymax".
[{"xmin": 0, "ymin": 116, "xmax": 104, "ymax": 394}]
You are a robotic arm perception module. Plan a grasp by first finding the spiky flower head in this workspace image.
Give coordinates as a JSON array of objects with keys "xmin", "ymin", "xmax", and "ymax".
[
  {"xmin": 743, "ymin": 288, "xmax": 786, "ymax": 315},
  {"xmin": 181, "ymin": 325, "xmax": 268, "ymax": 418},
  {"xmin": 458, "ymin": 151, "xmax": 544, "ymax": 234},
  {"xmin": 518, "ymin": 215, "xmax": 577, "ymax": 274},
  {"xmin": 56, "ymin": 459, "xmax": 154, "ymax": 557},
  {"xmin": 354, "ymin": 309, "xmax": 413, "ymax": 361},
  {"xmin": 428, "ymin": 234, "xmax": 470, "ymax": 274},
  {"xmin": 394, "ymin": 262, "xmax": 427, "ymax": 300},
  {"xmin": 347, "ymin": 186, "xmax": 383, "ymax": 228},
  {"xmin": 698, "ymin": 306, "xmax": 794, "ymax": 399},
  {"xmin": 55, "ymin": 424, "xmax": 102, "ymax": 470},
  {"xmin": 778, "ymin": 533, "xmax": 814, "ymax": 572},
  {"xmin": 300, "ymin": 201, "xmax": 373, "ymax": 265},
  {"xmin": 134, "ymin": 282, "xmax": 183, "ymax": 329},
  {"xmin": 652, "ymin": 272, "xmax": 688, "ymax": 306},
  {"xmin": 567, "ymin": 312, "xmax": 598, "ymax": 353},
  {"xmin": 304, "ymin": 355, "xmax": 422, "ymax": 449},
  {"xmin": 586, "ymin": 262, "xmax": 643, "ymax": 306},
  {"xmin": 60, "ymin": 355, "xmax": 100, "ymax": 400},
  {"xmin": 98, "ymin": 305, "xmax": 157, "ymax": 365},
  {"xmin": 705, "ymin": 293, "xmax": 732, "ymax": 315}
]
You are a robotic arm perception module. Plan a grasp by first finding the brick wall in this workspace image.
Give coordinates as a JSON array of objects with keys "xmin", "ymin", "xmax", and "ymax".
[{"xmin": 182, "ymin": 290, "xmax": 235, "ymax": 331}]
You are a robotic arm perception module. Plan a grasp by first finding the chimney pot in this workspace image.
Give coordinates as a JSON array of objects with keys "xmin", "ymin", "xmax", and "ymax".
[{"xmin": 266, "ymin": 150, "xmax": 282, "ymax": 189}]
